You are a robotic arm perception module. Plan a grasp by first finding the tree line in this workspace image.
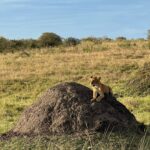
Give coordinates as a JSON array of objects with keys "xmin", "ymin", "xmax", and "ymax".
[
  {"xmin": 0, "ymin": 31, "xmax": 150, "ymax": 53},
  {"xmin": 0, "ymin": 32, "xmax": 80, "ymax": 53}
]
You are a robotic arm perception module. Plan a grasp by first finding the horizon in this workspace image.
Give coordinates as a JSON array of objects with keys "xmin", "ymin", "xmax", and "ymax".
[{"xmin": 0, "ymin": 0, "xmax": 150, "ymax": 39}]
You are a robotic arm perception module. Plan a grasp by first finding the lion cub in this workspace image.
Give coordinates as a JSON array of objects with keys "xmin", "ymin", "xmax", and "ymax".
[{"xmin": 90, "ymin": 76, "xmax": 113, "ymax": 102}]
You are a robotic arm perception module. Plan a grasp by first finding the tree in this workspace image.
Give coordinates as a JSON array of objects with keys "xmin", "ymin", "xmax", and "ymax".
[
  {"xmin": 116, "ymin": 36, "xmax": 127, "ymax": 41},
  {"xmin": 64, "ymin": 37, "xmax": 80, "ymax": 46},
  {"xmin": 147, "ymin": 30, "xmax": 150, "ymax": 40},
  {"xmin": 10, "ymin": 40, "xmax": 25, "ymax": 50},
  {"xmin": 0, "ymin": 37, "xmax": 10, "ymax": 52},
  {"xmin": 38, "ymin": 32, "xmax": 62, "ymax": 47}
]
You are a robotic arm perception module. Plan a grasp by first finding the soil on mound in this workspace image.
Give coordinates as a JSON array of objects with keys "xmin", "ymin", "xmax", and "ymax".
[
  {"xmin": 1, "ymin": 82, "xmax": 142, "ymax": 139},
  {"xmin": 126, "ymin": 62, "xmax": 150, "ymax": 96}
]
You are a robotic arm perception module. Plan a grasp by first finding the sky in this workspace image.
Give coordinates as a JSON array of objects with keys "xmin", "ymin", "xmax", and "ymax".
[{"xmin": 0, "ymin": 0, "xmax": 150, "ymax": 39}]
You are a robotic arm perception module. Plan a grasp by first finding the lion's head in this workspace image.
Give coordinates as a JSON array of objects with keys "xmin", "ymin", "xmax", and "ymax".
[{"xmin": 90, "ymin": 76, "xmax": 101, "ymax": 87}]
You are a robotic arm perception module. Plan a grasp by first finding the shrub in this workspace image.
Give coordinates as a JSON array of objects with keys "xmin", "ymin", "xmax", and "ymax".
[
  {"xmin": 38, "ymin": 32, "xmax": 62, "ymax": 47},
  {"xmin": 9, "ymin": 40, "xmax": 26, "ymax": 50},
  {"xmin": 148, "ymin": 41, "xmax": 150, "ymax": 49},
  {"xmin": 21, "ymin": 39, "xmax": 39, "ymax": 49},
  {"xmin": 147, "ymin": 29, "xmax": 150, "ymax": 40},
  {"xmin": 82, "ymin": 37, "xmax": 102, "ymax": 44},
  {"xmin": 125, "ymin": 62, "xmax": 150, "ymax": 96},
  {"xmin": 101, "ymin": 37, "xmax": 112, "ymax": 41},
  {"xmin": 0, "ymin": 37, "xmax": 10, "ymax": 52},
  {"xmin": 64, "ymin": 37, "xmax": 80, "ymax": 46},
  {"xmin": 116, "ymin": 37, "xmax": 127, "ymax": 41}
]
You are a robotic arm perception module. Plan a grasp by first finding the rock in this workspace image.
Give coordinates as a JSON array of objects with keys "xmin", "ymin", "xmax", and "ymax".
[{"xmin": 2, "ymin": 82, "xmax": 141, "ymax": 137}]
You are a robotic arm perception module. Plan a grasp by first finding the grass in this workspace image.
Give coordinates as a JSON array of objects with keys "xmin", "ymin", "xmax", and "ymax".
[
  {"xmin": 0, "ymin": 40, "xmax": 150, "ymax": 149},
  {"xmin": 0, "ymin": 131, "xmax": 149, "ymax": 150},
  {"xmin": 124, "ymin": 63, "xmax": 150, "ymax": 96},
  {"xmin": 119, "ymin": 96, "xmax": 150, "ymax": 125}
]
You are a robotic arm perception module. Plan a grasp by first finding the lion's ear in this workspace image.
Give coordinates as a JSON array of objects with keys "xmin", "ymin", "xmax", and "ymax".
[{"xmin": 90, "ymin": 76, "xmax": 93, "ymax": 79}]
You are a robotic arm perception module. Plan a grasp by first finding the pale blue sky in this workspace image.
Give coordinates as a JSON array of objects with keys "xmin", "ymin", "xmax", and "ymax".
[{"xmin": 0, "ymin": 0, "xmax": 149, "ymax": 39}]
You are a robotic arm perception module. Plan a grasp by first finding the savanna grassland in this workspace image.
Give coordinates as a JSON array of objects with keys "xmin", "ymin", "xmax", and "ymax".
[{"xmin": 0, "ymin": 40, "xmax": 150, "ymax": 149}]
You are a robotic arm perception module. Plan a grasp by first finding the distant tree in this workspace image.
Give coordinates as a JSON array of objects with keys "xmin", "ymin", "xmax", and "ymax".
[
  {"xmin": 28, "ymin": 39, "xmax": 39, "ymax": 48},
  {"xmin": 0, "ymin": 36, "xmax": 10, "ymax": 52},
  {"xmin": 101, "ymin": 36, "xmax": 112, "ymax": 41},
  {"xmin": 116, "ymin": 36, "xmax": 127, "ymax": 41},
  {"xmin": 147, "ymin": 30, "xmax": 150, "ymax": 40},
  {"xmin": 38, "ymin": 32, "xmax": 62, "ymax": 47},
  {"xmin": 10, "ymin": 40, "xmax": 25, "ymax": 50},
  {"xmin": 81, "ymin": 37, "xmax": 103, "ymax": 44},
  {"xmin": 21, "ymin": 39, "xmax": 39, "ymax": 49},
  {"xmin": 64, "ymin": 37, "xmax": 80, "ymax": 46}
]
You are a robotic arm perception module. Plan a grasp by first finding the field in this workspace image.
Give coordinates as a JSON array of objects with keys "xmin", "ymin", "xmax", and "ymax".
[{"xmin": 0, "ymin": 40, "xmax": 150, "ymax": 149}]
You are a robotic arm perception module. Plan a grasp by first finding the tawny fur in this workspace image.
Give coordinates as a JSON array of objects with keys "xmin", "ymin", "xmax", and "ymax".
[{"xmin": 90, "ymin": 76, "xmax": 113, "ymax": 102}]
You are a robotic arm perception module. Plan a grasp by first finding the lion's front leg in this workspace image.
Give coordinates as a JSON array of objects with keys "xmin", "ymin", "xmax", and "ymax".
[
  {"xmin": 91, "ymin": 89, "xmax": 97, "ymax": 102},
  {"xmin": 96, "ymin": 91, "xmax": 104, "ymax": 102}
]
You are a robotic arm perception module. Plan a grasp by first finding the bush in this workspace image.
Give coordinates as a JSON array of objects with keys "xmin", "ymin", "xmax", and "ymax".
[
  {"xmin": 101, "ymin": 37, "xmax": 112, "ymax": 41},
  {"xmin": 148, "ymin": 41, "xmax": 150, "ymax": 49},
  {"xmin": 125, "ymin": 62, "xmax": 150, "ymax": 96},
  {"xmin": 38, "ymin": 32, "xmax": 62, "ymax": 47},
  {"xmin": 64, "ymin": 37, "xmax": 80, "ymax": 46},
  {"xmin": 82, "ymin": 37, "xmax": 102, "ymax": 44},
  {"xmin": 10, "ymin": 39, "xmax": 39, "ymax": 50},
  {"xmin": 147, "ymin": 29, "xmax": 150, "ymax": 40},
  {"xmin": 10, "ymin": 40, "xmax": 25, "ymax": 50},
  {"xmin": 116, "ymin": 37, "xmax": 127, "ymax": 41},
  {"xmin": 0, "ymin": 37, "xmax": 10, "ymax": 52}
]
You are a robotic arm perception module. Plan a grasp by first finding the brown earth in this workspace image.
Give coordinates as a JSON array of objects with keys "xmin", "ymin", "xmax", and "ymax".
[{"xmin": 0, "ymin": 82, "xmax": 143, "ymax": 140}]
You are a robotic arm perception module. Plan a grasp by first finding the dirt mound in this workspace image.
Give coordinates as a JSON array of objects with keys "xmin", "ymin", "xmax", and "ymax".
[
  {"xmin": 1, "ymin": 82, "xmax": 142, "ymax": 138},
  {"xmin": 126, "ymin": 62, "xmax": 150, "ymax": 96}
]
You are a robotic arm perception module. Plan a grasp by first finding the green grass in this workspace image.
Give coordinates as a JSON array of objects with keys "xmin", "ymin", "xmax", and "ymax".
[
  {"xmin": 0, "ymin": 42, "xmax": 150, "ymax": 149},
  {"xmin": 119, "ymin": 96, "xmax": 150, "ymax": 125},
  {"xmin": 0, "ymin": 131, "xmax": 149, "ymax": 150}
]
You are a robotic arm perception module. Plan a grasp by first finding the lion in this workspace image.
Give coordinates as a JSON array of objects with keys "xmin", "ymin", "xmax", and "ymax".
[{"xmin": 90, "ymin": 76, "xmax": 113, "ymax": 102}]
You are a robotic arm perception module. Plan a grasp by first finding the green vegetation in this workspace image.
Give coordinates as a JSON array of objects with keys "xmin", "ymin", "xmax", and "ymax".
[
  {"xmin": 64, "ymin": 37, "xmax": 80, "ymax": 46},
  {"xmin": 0, "ymin": 37, "xmax": 10, "ymax": 53},
  {"xmin": 0, "ymin": 32, "xmax": 63, "ymax": 53},
  {"xmin": 0, "ymin": 132, "xmax": 149, "ymax": 150},
  {"xmin": 0, "ymin": 38, "xmax": 150, "ymax": 149},
  {"xmin": 125, "ymin": 63, "xmax": 150, "ymax": 96},
  {"xmin": 38, "ymin": 32, "xmax": 62, "ymax": 47},
  {"xmin": 1, "ymin": 33, "xmax": 150, "ymax": 53},
  {"xmin": 116, "ymin": 36, "xmax": 127, "ymax": 41},
  {"xmin": 147, "ymin": 30, "xmax": 150, "ymax": 40},
  {"xmin": 118, "ymin": 41, "xmax": 131, "ymax": 49}
]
